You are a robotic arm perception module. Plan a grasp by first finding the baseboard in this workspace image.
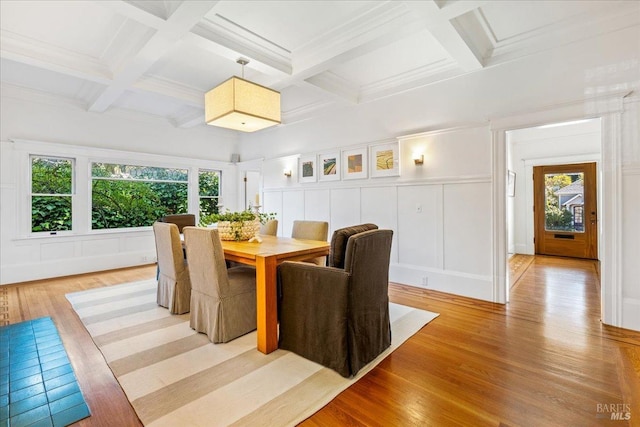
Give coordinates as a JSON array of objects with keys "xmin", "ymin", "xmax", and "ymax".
[
  {"xmin": 622, "ymin": 298, "xmax": 640, "ymax": 332},
  {"xmin": 514, "ymin": 244, "xmax": 532, "ymax": 255},
  {"xmin": 0, "ymin": 252, "xmax": 157, "ymax": 285},
  {"xmin": 390, "ymin": 264, "xmax": 494, "ymax": 302}
]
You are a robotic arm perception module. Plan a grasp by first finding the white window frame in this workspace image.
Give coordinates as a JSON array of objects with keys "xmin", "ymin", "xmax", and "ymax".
[
  {"xmin": 13, "ymin": 139, "xmax": 234, "ymax": 239},
  {"xmin": 198, "ymin": 168, "xmax": 222, "ymax": 220},
  {"xmin": 29, "ymin": 154, "xmax": 76, "ymax": 236}
]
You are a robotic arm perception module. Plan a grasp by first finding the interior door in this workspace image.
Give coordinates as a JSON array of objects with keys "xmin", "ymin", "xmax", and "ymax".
[
  {"xmin": 244, "ymin": 171, "xmax": 260, "ymax": 210},
  {"xmin": 533, "ymin": 162, "xmax": 597, "ymax": 259}
]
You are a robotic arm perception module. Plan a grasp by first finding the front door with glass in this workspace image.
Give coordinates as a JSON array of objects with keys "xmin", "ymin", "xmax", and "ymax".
[{"xmin": 533, "ymin": 162, "xmax": 598, "ymax": 259}]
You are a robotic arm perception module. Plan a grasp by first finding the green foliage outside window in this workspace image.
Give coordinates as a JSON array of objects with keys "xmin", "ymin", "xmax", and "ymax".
[
  {"xmin": 199, "ymin": 169, "xmax": 220, "ymax": 219},
  {"xmin": 31, "ymin": 157, "xmax": 73, "ymax": 232},
  {"xmin": 91, "ymin": 180, "xmax": 187, "ymax": 229},
  {"xmin": 31, "ymin": 158, "xmax": 221, "ymax": 232},
  {"xmin": 544, "ymin": 174, "xmax": 575, "ymax": 231},
  {"xmin": 32, "ymin": 196, "xmax": 72, "ymax": 232},
  {"xmin": 91, "ymin": 163, "xmax": 189, "ymax": 230}
]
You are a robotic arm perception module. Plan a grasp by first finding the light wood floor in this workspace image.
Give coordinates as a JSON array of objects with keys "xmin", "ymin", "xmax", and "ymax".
[{"xmin": 4, "ymin": 256, "xmax": 640, "ymax": 426}]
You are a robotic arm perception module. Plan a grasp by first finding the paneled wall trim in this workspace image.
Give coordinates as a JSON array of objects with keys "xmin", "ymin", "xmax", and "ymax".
[
  {"xmin": 262, "ymin": 125, "xmax": 495, "ymax": 302},
  {"xmin": 0, "ymin": 139, "xmax": 239, "ymax": 285}
]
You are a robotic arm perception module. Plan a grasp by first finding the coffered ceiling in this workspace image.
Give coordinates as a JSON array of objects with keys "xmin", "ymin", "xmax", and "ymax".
[{"xmin": 1, "ymin": 0, "xmax": 638, "ymax": 131}]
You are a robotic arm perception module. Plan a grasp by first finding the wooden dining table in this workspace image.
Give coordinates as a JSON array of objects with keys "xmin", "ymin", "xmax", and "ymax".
[{"xmin": 220, "ymin": 235, "xmax": 330, "ymax": 354}]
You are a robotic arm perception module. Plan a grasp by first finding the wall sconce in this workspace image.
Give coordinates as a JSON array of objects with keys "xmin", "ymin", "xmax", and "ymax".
[
  {"xmin": 413, "ymin": 153, "xmax": 424, "ymax": 165},
  {"xmin": 284, "ymin": 169, "xmax": 292, "ymax": 177}
]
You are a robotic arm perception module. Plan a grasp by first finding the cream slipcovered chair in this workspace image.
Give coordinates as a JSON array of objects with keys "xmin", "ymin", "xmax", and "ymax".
[
  {"xmin": 278, "ymin": 229, "xmax": 393, "ymax": 377},
  {"xmin": 259, "ymin": 219, "xmax": 278, "ymax": 236},
  {"xmin": 153, "ymin": 222, "xmax": 191, "ymax": 314},
  {"xmin": 291, "ymin": 220, "xmax": 329, "ymax": 266},
  {"xmin": 183, "ymin": 227, "xmax": 257, "ymax": 343}
]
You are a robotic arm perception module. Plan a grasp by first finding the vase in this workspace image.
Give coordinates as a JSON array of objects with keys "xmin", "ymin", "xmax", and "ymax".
[{"xmin": 216, "ymin": 219, "xmax": 260, "ymax": 241}]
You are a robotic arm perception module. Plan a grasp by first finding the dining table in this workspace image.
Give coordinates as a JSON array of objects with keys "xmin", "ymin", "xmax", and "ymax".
[{"xmin": 220, "ymin": 235, "xmax": 330, "ymax": 354}]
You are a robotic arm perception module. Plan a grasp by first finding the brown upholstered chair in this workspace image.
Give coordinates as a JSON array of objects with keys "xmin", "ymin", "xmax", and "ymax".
[
  {"xmin": 328, "ymin": 223, "xmax": 378, "ymax": 269},
  {"xmin": 278, "ymin": 229, "xmax": 393, "ymax": 377},
  {"xmin": 291, "ymin": 220, "xmax": 329, "ymax": 265},
  {"xmin": 260, "ymin": 219, "xmax": 278, "ymax": 236},
  {"xmin": 153, "ymin": 222, "xmax": 191, "ymax": 314},
  {"xmin": 183, "ymin": 227, "xmax": 257, "ymax": 343},
  {"xmin": 158, "ymin": 214, "xmax": 196, "ymax": 233}
]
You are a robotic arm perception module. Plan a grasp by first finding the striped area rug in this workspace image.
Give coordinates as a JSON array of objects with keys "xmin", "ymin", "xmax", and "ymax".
[{"xmin": 66, "ymin": 280, "xmax": 438, "ymax": 426}]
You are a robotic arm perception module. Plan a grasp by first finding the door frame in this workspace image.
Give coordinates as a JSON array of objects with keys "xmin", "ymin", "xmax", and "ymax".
[{"xmin": 490, "ymin": 91, "xmax": 627, "ymax": 327}]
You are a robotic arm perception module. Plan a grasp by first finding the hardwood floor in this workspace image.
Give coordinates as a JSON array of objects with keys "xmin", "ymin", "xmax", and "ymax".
[{"xmin": 4, "ymin": 256, "xmax": 639, "ymax": 426}]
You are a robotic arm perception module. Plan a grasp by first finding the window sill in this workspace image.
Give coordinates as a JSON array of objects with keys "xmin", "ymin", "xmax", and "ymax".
[{"xmin": 12, "ymin": 227, "xmax": 153, "ymax": 243}]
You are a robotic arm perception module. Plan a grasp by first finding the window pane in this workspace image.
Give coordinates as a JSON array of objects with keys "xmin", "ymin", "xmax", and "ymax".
[
  {"xmin": 31, "ymin": 196, "xmax": 72, "ymax": 232},
  {"xmin": 31, "ymin": 156, "xmax": 73, "ymax": 233},
  {"xmin": 92, "ymin": 163, "xmax": 188, "ymax": 181},
  {"xmin": 199, "ymin": 169, "xmax": 221, "ymax": 220},
  {"xmin": 199, "ymin": 170, "xmax": 219, "ymax": 196},
  {"xmin": 544, "ymin": 172, "xmax": 584, "ymax": 232},
  {"xmin": 91, "ymin": 180, "xmax": 187, "ymax": 229},
  {"xmin": 32, "ymin": 157, "xmax": 72, "ymax": 194},
  {"xmin": 199, "ymin": 198, "xmax": 219, "ymax": 218}
]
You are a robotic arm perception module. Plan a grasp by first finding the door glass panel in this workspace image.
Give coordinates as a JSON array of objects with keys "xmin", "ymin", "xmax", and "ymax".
[{"xmin": 544, "ymin": 172, "xmax": 584, "ymax": 232}]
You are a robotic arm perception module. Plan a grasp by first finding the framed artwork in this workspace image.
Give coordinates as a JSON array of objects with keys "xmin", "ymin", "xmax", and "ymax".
[
  {"xmin": 342, "ymin": 147, "xmax": 368, "ymax": 180},
  {"xmin": 298, "ymin": 155, "xmax": 317, "ymax": 183},
  {"xmin": 318, "ymin": 151, "xmax": 341, "ymax": 181},
  {"xmin": 369, "ymin": 141, "xmax": 400, "ymax": 178},
  {"xmin": 507, "ymin": 170, "xmax": 516, "ymax": 197}
]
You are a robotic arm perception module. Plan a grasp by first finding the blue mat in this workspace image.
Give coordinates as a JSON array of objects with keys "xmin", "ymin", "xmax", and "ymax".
[{"xmin": 0, "ymin": 317, "xmax": 90, "ymax": 427}]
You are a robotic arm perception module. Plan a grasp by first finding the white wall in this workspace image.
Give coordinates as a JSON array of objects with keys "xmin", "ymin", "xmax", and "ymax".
[
  {"xmin": 507, "ymin": 119, "xmax": 602, "ymax": 255},
  {"xmin": 0, "ymin": 96, "xmax": 240, "ymax": 284},
  {"xmin": 260, "ymin": 126, "xmax": 495, "ymax": 301},
  {"xmin": 620, "ymin": 98, "xmax": 640, "ymax": 330}
]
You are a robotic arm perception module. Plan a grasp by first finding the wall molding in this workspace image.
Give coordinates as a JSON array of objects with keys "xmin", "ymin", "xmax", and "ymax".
[
  {"xmin": 390, "ymin": 263, "xmax": 493, "ymax": 302},
  {"xmin": 398, "ymin": 122, "xmax": 489, "ymax": 140},
  {"xmin": 1, "ymin": 251, "xmax": 156, "ymax": 285},
  {"xmin": 262, "ymin": 175, "xmax": 491, "ymax": 193}
]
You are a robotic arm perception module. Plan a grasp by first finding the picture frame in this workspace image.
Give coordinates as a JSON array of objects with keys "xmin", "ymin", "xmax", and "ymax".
[
  {"xmin": 342, "ymin": 147, "xmax": 368, "ymax": 180},
  {"xmin": 298, "ymin": 155, "xmax": 317, "ymax": 183},
  {"xmin": 507, "ymin": 170, "xmax": 516, "ymax": 197},
  {"xmin": 369, "ymin": 141, "xmax": 400, "ymax": 178},
  {"xmin": 318, "ymin": 151, "xmax": 341, "ymax": 181}
]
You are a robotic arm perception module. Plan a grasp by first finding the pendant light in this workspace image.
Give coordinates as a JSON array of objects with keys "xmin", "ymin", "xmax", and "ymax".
[{"xmin": 205, "ymin": 59, "xmax": 281, "ymax": 132}]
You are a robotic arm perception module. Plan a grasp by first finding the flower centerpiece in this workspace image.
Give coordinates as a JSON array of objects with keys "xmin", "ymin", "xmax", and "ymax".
[{"xmin": 200, "ymin": 209, "xmax": 276, "ymax": 241}]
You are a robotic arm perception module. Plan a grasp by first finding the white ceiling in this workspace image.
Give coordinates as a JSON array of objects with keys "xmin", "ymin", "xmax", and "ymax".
[{"xmin": 1, "ymin": 0, "xmax": 638, "ymax": 134}]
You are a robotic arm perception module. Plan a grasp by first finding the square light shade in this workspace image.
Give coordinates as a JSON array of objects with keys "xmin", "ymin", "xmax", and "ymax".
[{"xmin": 205, "ymin": 77, "xmax": 281, "ymax": 132}]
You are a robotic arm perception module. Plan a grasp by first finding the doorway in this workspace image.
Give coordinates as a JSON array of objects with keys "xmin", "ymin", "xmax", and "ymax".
[
  {"xmin": 533, "ymin": 162, "xmax": 597, "ymax": 259},
  {"xmin": 244, "ymin": 170, "xmax": 260, "ymax": 210}
]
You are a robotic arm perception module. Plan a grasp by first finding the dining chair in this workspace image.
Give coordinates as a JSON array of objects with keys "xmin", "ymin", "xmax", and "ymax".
[
  {"xmin": 260, "ymin": 219, "xmax": 278, "ymax": 236},
  {"xmin": 291, "ymin": 220, "xmax": 329, "ymax": 265},
  {"xmin": 153, "ymin": 222, "xmax": 191, "ymax": 314},
  {"xmin": 278, "ymin": 229, "xmax": 394, "ymax": 377},
  {"xmin": 158, "ymin": 213, "xmax": 196, "ymax": 233},
  {"xmin": 183, "ymin": 226, "xmax": 257, "ymax": 343},
  {"xmin": 328, "ymin": 223, "xmax": 378, "ymax": 269}
]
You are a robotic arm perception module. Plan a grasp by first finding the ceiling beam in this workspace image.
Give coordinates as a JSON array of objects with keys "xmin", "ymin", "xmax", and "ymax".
[
  {"xmin": 402, "ymin": 0, "xmax": 485, "ymax": 71},
  {"xmin": 88, "ymin": 1, "xmax": 219, "ymax": 113}
]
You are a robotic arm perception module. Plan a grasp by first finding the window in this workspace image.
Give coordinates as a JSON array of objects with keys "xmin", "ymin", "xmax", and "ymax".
[
  {"xmin": 31, "ymin": 156, "xmax": 74, "ymax": 233},
  {"xmin": 199, "ymin": 169, "xmax": 221, "ymax": 219},
  {"xmin": 91, "ymin": 163, "xmax": 188, "ymax": 229},
  {"xmin": 544, "ymin": 172, "xmax": 584, "ymax": 232}
]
